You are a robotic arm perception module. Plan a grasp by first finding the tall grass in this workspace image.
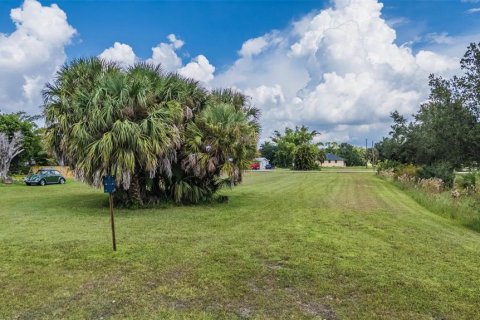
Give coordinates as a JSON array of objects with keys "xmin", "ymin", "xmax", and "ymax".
[{"xmin": 387, "ymin": 178, "xmax": 480, "ymax": 232}]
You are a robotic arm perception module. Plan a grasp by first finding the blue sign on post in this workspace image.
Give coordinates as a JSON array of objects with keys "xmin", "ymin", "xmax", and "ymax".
[
  {"xmin": 103, "ymin": 175, "xmax": 116, "ymax": 193},
  {"xmin": 103, "ymin": 175, "xmax": 117, "ymax": 251}
]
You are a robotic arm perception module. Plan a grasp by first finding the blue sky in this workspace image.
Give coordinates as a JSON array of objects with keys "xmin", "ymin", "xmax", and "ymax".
[
  {"xmin": 1, "ymin": 0, "xmax": 479, "ymax": 144},
  {"xmin": 0, "ymin": 0, "xmax": 330, "ymax": 69},
  {"xmin": 0, "ymin": 0, "xmax": 478, "ymax": 68}
]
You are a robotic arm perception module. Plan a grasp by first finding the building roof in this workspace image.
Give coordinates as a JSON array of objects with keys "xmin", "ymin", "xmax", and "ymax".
[{"xmin": 325, "ymin": 153, "xmax": 344, "ymax": 161}]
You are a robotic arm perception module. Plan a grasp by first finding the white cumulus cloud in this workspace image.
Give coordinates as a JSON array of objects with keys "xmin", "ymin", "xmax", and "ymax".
[
  {"xmin": 178, "ymin": 55, "xmax": 215, "ymax": 83},
  {"xmin": 212, "ymin": 0, "xmax": 461, "ymax": 144},
  {"xmin": 146, "ymin": 35, "xmax": 184, "ymax": 72},
  {"xmin": 0, "ymin": 0, "xmax": 76, "ymax": 114},
  {"xmin": 244, "ymin": 84, "xmax": 285, "ymax": 106},
  {"xmin": 239, "ymin": 36, "xmax": 269, "ymax": 57},
  {"xmin": 99, "ymin": 42, "xmax": 137, "ymax": 67},
  {"xmin": 167, "ymin": 33, "xmax": 184, "ymax": 49},
  {"xmin": 101, "ymin": 34, "xmax": 215, "ymax": 83}
]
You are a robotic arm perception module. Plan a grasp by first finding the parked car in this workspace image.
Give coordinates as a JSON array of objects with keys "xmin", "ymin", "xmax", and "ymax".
[
  {"xmin": 250, "ymin": 162, "xmax": 260, "ymax": 170},
  {"xmin": 265, "ymin": 163, "xmax": 273, "ymax": 169},
  {"xmin": 24, "ymin": 169, "xmax": 66, "ymax": 186}
]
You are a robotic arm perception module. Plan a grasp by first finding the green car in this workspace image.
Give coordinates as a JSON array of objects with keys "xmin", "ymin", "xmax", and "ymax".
[{"xmin": 24, "ymin": 169, "xmax": 66, "ymax": 186}]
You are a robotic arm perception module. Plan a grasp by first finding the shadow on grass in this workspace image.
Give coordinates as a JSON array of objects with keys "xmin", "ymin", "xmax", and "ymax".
[
  {"xmin": 463, "ymin": 219, "xmax": 480, "ymax": 232},
  {"xmin": 4, "ymin": 180, "xmax": 256, "ymax": 220}
]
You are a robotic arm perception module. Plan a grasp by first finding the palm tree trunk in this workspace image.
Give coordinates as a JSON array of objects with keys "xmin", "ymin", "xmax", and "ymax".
[
  {"xmin": 128, "ymin": 172, "xmax": 143, "ymax": 207},
  {"xmin": 113, "ymin": 172, "xmax": 143, "ymax": 207}
]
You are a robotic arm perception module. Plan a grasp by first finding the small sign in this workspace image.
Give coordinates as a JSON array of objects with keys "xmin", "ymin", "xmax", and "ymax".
[
  {"xmin": 103, "ymin": 175, "xmax": 116, "ymax": 193},
  {"xmin": 103, "ymin": 175, "xmax": 117, "ymax": 251}
]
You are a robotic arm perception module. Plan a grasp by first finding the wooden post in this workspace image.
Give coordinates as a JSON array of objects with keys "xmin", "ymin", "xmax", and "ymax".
[{"xmin": 109, "ymin": 193, "xmax": 117, "ymax": 251}]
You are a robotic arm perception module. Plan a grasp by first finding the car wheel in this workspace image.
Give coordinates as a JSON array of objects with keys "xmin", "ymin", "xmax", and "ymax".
[
  {"xmin": 25, "ymin": 183, "xmax": 30, "ymax": 186},
  {"xmin": 39, "ymin": 179, "xmax": 46, "ymax": 186},
  {"xmin": 59, "ymin": 178, "xmax": 65, "ymax": 185}
]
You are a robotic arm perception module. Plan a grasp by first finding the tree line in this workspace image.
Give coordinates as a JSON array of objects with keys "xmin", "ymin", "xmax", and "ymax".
[
  {"xmin": 259, "ymin": 126, "xmax": 370, "ymax": 170},
  {"xmin": 376, "ymin": 42, "xmax": 480, "ymax": 181}
]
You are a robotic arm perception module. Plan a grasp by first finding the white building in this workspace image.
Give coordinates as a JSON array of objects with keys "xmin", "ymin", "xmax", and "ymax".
[
  {"xmin": 322, "ymin": 153, "xmax": 346, "ymax": 167},
  {"xmin": 254, "ymin": 157, "xmax": 270, "ymax": 170}
]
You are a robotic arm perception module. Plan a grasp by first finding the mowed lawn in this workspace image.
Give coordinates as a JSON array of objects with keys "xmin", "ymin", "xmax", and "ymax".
[{"xmin": 1, "ymin": 172, "xmax": 480, "ymax": 319}]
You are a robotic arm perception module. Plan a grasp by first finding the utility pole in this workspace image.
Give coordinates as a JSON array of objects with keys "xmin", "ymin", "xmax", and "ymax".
[
  {"xmin": 365, "ymin": 138, "xmax": 368, "ymax": 169},
  {"xmin": 371, "ymin": 140, "xmax": 375, "ymax": 167}
]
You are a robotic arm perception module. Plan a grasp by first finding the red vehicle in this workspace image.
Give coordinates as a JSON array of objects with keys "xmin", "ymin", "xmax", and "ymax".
[{"xmin": 250, "ymin": 162, "xmax": 260, "ymax": 170}]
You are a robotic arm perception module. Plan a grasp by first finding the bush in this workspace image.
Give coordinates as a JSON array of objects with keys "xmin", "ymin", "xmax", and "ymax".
[
  {"xmin": 418, "ymin": 163, "xmax": 455, "ymax": 188},
  {"xmin": 457, "ymin": 172, "xmax": 478, "ymax": 195},
  {"xmin": 293, "ymin": 144, "xmax": 320, "ymax": 170},
  {"xmin": 378, "ymin": 169, "xmax": 395, "ymax": 179},
  {"xmin": 418, "ymin": 178, "xmax": 444, "ymax": 193},
  {"xmin": 397, "ymin": 174, "xmax": 416, "ymax": 186},
  {"xmin": 394, "ymin": 164, "xmax": 419, "ymax": 179},
  {"xmin": 376, "ymin": 160, "xmax": 400, "ymax": 173},
  {"xmin": 459, "ymin": 172, "xmax": 477, "ymax": 189}
]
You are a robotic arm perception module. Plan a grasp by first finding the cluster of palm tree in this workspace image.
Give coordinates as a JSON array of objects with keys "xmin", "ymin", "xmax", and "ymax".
[
  {"xmin": 261, "ymin": 126, "xmax": 324, "ymax": 170},
  {"xmin": 43, "ymin": 58, "xmax": 260, "ymax": 206}
]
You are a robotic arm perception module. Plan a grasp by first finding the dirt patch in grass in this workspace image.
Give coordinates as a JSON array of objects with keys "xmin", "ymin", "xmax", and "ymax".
[
  {"xmin": 13, "ymin": 270, "xmax": 126, "ymax": 319},
  {"xmin": 299, "ymin": 301, "xmax": 337, "ymax": 319}
]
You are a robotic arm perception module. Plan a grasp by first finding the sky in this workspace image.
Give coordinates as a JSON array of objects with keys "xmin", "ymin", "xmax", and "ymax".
[{"xmin": 1, "ymin": 0, "xmax": 480, "ymax": 145}]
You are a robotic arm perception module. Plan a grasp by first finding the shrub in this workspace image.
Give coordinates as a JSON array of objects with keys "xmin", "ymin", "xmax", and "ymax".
[
  {"xmin": 459, "ymin": 172, "xmax": 477, "ymax": 189},
  {"xmin": 418, "ymin": 163, "xmax": 455, "ymax": 188},
  {"xmin": 378, "ymin": 169, "xmax": 395, "ymax": 179},
  {"xmin": 451, "ymin": 188, "xmax": 461, "ymax": 199},
  {"xmin": 394, "ymin": 164, "xmax": 419, "ymax": 179},
  {"xmin": 418, "ymin": 178, "xmax": 444, "ymax": 193},
  {"xmin": 376, "ymin": 160, "xmax": 400, "ymax": 173},
  {"xmin": 456, "ymin": 172, "xmax": 478, "ymax": 196},
  {"xmin": 293, "ymin": 144, "xmax": 320, "ymax": 170},
  {"xmin": 397, "ymin": 174, "xmax": 416, "ymax": 186}
]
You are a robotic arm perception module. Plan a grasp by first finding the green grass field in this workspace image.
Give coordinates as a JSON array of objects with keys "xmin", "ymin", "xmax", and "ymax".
[{"xmin": 1, "ymin": 171, "xmax": 480, "ymax": 319}]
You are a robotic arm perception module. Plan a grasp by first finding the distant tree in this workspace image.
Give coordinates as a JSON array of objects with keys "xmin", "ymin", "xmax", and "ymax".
[
  {"xmin": 293, "ymin": 144, "xmax": 320, "ymax": 170},
  {"xmin": 412, "ymin": 88, "xmax": 477, "ymax": 168},
  {"xmin": 259, "ymin": 141, "xmax": 277, "ymax": 164},
  {"xmin": 336, "ymin": 143, "xmax": 365, "ymax": 166},
  {"xmin": 0, "ymin": 112, "xmax": 45, "ymax": 172},
  {"xmin": 324, "ymin": 142, "xmax": 365, "ymax": 166},
  {"xmin": 366, "ymin": 147, "xmax": 379, "ymax": 166},
  {"xmin": 269, "ymin": 125, "xmax": 322, "ymax": 169},
  {"xmin": 0, "ymin": 131, "xmax": 23, "ymax": 181},
  {"xmin": 317, "ymin": 148, "xmax": 326, "ymax": 164},
  {"xmin": 324, "ymin": 142, "xmax": 339, "ymax": 155},
  {"xmin": 457, "ymin": 42, "xmax": 480, "ymax": 120},
  {"xmin": 271, "ymin": 127, "xmax": 296, "ymax": 167},
  {"xmin": 376, "ymin": 111, "xmax": 414, "ymax": 163},
  {"xmin": 377, "ymin": 42, "xmax": 480, "ymax": 170}
]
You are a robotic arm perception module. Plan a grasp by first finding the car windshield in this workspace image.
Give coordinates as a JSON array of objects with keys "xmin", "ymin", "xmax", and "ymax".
[{"xmin": 36, "ymin": 170, "xmax": 48, "ymax": 175}]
